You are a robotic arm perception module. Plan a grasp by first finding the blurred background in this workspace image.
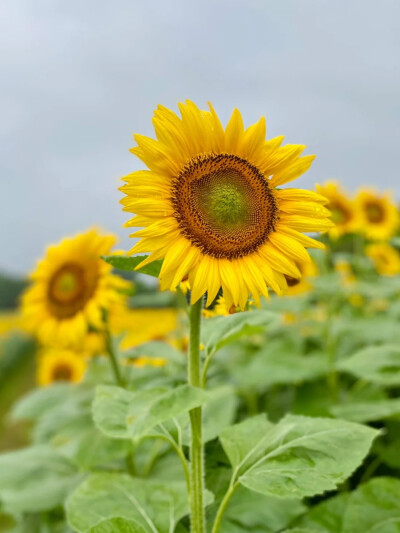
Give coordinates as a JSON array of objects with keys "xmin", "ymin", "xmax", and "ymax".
[{"xmin": 1, "ymin": 0, "xmax": 400, "ymax": 276}]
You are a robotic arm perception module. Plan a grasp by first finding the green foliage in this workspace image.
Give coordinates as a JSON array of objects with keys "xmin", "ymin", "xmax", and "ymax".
[
  {"xmin": 295, "ymin": 477, "xmax": 400, "ymax": 532},
  {"xmin": 0, "ymin": 445, "xmax": 81, "ymax": 514},
  {"xmin": 338, "ymin": 345, "xmax": 400, "ymax": 386},
  {"xmin": 66, "ymin": 473, "xmax": 190, "ymax": 533},
  {"xmin": 220, "ymin": 414, "xmax": 379, "ymax": 498},
  {"xmin": 201, "ymin": 309, "xmax": 280, "ymax": 354},
  {"xmin": 101, "ymin": 255, "xmax": 162, "ymax": 277}
]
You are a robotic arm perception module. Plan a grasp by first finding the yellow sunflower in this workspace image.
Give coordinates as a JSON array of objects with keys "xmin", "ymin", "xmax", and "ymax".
[
  {"xmin": 365, "ymin": 242, "xmax": 400, "ymax": 276},
  {"xmin": 22, "ymin": 229, "xmax": 129, "ymax": 348},
  {"xmin": 284, "ymin": 258, "xmax": 318, "ymax": 296},
  {"xmin": 37, "ymin": 349, "xmax": 87, "ymax": 386},
  {"xmin": 110, "ymin": 307, "xmax": 179, "ymax": 349},
  {"xmin": 356, "ymin": 188, "xmax": 399, "ymax": 240},
  {"xmin": 121, "ymin": 101, "xmax": 332, "ymax": 309},
  {"xmin": 315, "ymin": 181, "xmax": 359, "ymax": 238}
]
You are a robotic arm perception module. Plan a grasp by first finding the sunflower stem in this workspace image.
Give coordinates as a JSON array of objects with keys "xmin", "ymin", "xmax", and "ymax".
[
  {"xmin": 188, "ymin": 297, "xmax": 206, "ymax": 533},
  {"xmin": 104, "ymin": 328, "xmax": 125, "ymax": 387}
]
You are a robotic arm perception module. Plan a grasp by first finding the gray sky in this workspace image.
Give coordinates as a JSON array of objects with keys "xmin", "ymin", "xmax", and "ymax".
[{"xmin": 1, "ymin": 0, "xmax": 400, "ymax": 275}]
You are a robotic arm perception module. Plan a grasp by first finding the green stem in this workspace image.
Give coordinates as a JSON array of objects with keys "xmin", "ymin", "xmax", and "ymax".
[
  {"xmin": 104, "ymin": 328, "xmax": 125, "ymax": 387},
  {"xmin": 201, "ymin": 350, "xmax": 214, "ymax": 388},
  {"xmin": 188, "ymin": 297, "xmax": 205, "ymax": 533},
  {"xmin": 211, "ymin": 481, "xmax": 238, "ymax": 533}
]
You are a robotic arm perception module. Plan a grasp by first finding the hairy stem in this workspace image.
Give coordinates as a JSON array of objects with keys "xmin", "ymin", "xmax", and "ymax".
[{"xmin": 188, "ymin": 297, "xmax": 205, "ymax": 533}]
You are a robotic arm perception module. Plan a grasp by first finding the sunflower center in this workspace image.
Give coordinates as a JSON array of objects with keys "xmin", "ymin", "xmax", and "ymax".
[
  {"xmin": 330, "ymin": 202, "xmax": 351, "ymax": 225},
  {"xmin": 365, "ymin": 202, "xmax": 383, "ymax": 223},
  {"xmin": 48, "ymin": 263, "xmax": 95, "ymax": 319},
  {"xmin": 172, "ymin": 153, "xmax": 277, "ymax": 259},
  {"xmin": 285, "ymin": 275, "xmax": 300, "ymax": 287},
  {"xmin": 52, "ymin": 363, "xmax": 73, "ymax": 381}
]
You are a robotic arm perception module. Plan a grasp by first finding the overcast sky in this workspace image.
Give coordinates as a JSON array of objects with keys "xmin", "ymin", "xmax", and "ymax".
[{"xmin": 1, "ymin": 0, "xmax": 400, "ymax": 275}]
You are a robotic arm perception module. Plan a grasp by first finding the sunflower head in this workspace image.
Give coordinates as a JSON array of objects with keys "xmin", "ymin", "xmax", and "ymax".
[
  {"xmin": 315, "ymin": 181, "xmax": 360, "ymax": 238},
  {"xmin": 365, "ymin": 242, "xmax": 400, "ymax": 276},
  {"xmin": 110, "ymin": 307, "xmax": 179, "ymax": 350},
  {"xmin": 284, "ymin": 258, "xmax": 318, "ymax": 296},
  {"xmin": 121, "ymin": 101, "xmax": 332, "ymax": 309},
  {"xmin": 37, "ymin": 349, "xmax": 87, "ymax": 386},
  {"xmin": 356, "ymin": 189, "xmax": 399, "ymax": 240},
  {"xmin": 22, "ymin": 229, "xmax": 130, "ymax": 349}
]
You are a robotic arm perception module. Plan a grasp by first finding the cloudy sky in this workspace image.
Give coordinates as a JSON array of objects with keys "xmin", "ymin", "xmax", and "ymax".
[{"xmin": 1, "ymin": 0, "xmax": 399, "ymax": 275}]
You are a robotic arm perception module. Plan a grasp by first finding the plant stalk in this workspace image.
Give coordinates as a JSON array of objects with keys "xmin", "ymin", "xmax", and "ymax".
[
  {"xmin": 188, "ymin": 297, "xmax": 205, "ymax": 533},
  {"xmin": 104, "ymin": 328, "xmax": 125, "ymax": 387}
]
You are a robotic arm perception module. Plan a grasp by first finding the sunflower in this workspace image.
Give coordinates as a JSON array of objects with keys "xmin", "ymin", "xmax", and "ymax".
[
  {"xmin": 284, "ymin": 258, "xmax": 318, "ymax": 296},
  {"xmin": 365, "ymin": 242, "xmax": 400, "ymax": 276},
  {"xmin": 37, "ymin": 349, "xmax": 87, "ymax": 386},
  {"xmin": 315, "ymin": 181, "xmax": 359, "ymax": 238},
  {"xmin": 356, "ymin": 189, "xmax": 399, "ymax": 240},
  {"xmin": 121, "ymin": 101, "xmax": 332, "ymax": 309},
  {"xmin": 110, "ymin": 307, "xmax": 179, "ymax": 349},
  {"xmin": 22, "ymin": 229, "xmax": 129, "ymax": 348}
]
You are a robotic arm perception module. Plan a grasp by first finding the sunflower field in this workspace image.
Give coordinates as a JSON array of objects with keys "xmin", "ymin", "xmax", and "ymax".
[{"xmin": 2, "ymin": 103, "xmax": 400, "ymax": 533}]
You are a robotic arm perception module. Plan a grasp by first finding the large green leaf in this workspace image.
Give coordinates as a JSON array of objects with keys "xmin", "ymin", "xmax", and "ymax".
[
  {"xmin": 66, "ymin": 473, "xmax": 189, "ymax": 533},
  {"xmin": 201, "ymin": 310, "xmax": 280, "ymax": 354},
  {"xmin": 92, "ymin": 385, "xmax": 139, "ymax": 439},
  {"xmin": 0, "ymin": 445, "xmax": 81, "ymax": 513},
  {"xmin": 11, "ymin": 383, "xmax": 74, "ymax": 421},
  {"xmin": 331, "ymin": 398, "xmax": 400, "ymax": 423},
  {"xmin": 93, "ymin": 384, "xmax": 219, "ymax": 442},
  {"xmin": 101, "ymin": 255, "xmax": 162, "ymax": 277},
  {"xmin": 296, "ymin": 477, "xmax": 400, "ymax": 533},
  {"xmin": 219, "ymin": 415, "xmax": 273, "ymax": 471},
  {"xmin": 220, "ymin": 414, "xmax": 379, "ymax": 499},
  {"xmin": 126, "ymin": 384, "xmax": 210, "ymax": 439},
  {"xmin": 220, "ymin": 486, "xmax": 306, "ymax": 533},
  {"xmin": 338, "ymin": 345, "xmax": 400, "ymax": 386},
  {"xmin": 229, "ymin": 348, "xmax": 328, "ymax": 390},
  {"xmin": 90, "ymin": 518, "xmax": 147, "ymax": 533}
]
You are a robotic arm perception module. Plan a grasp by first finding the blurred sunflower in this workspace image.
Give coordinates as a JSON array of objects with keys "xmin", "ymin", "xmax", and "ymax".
[
  {"xmin": 203, "ymin": 296, "xmax": 236, "ymax": 318},
  {"xmin": 37, "ymin": 349, "xmax": 87, "ymax": 386},
  {"xmin": 316, "ymin": 181, "xmax": 359, "ymax": 238},
  {"xmin": 110, "ymin": 307, "xmax": 179, "ymax": 349},
  {"xmin": 356, "ymin": 189, "xmax": 399, "ymax": 240},
  {"xmin": 284, "ymin": 258, "xmax": 318, "ymax": 296},
  {"xmin": 0, "ymin": 312, "xmax": 28, "ymax": 337},
  {"xmin": 123, "ymin": 356, "xmax": 167, "ymax": 368},
  {"xmin": 365, "ymin": 242, "xmax": 400, "ymax": 276},
  {"xmin": 121, "ymin": 101, "xmax": 332, "ymax": 309},
  {"xmin": 22, "ymin": 229, "xmax": 129, "ymax": 348},
  {"xmin": 334, "ymin": 259, "xmax": 356, "ymax": 285}
]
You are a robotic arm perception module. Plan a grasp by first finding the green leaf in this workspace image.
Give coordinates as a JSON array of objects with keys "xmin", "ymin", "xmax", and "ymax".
[
  {"xmin": 90, "ymin": 518, "xmax": 147, "ymax": 533},
  {"xmin": 293, "ymin": 491, "xmax": 350, "ymax": 532},
  {"xmin": 0, "ymin": 445, "xmax": 81, "ymax": 513},
  {"xmin": 124, "ymin": 341, "xmax": 184, "ymax": 364},
  {"xmin": 127, "ymin": 384, "xmax": 210, "ymax": 439},
  {"xmin": 220, "ymin": 486, "xmax": 306, "ymax": 533},
  {"xmin": 201, "ymin": 310, "xmax": 280, "ymax": 354},
  {"xmin": 220, "ymin": 414, "xmax": 379, "ymax": 499},
  {"xmin": 331, "ymin": 398, "xmax": 400, "ymax": 423},
  {"xmin": 66, "ymin": 473, "xmax": 190, "ymax": 533},
  {"xmin": 338, "ymin": 345, "xmax": 400, "ymax": 386},
  {"xmin": 296, "ymin": 477, "xmax": 400, "ymax": 533},
  {"xmin": 219, "ymin": 415, "xmax": 273, "ymax": 471},
  {"xmin": 92, "ymin": 385, "xmax": 137, "ymax": 439},
  {"xmin": 230, "ymin": 348, "xmax": 328, "ymax": 390},
  {"xmin": 283, "ymin": 530, "xmax": 320, "ymax": 533},
  {"xmin": 101, "ymin": 255, "xmax": 162, "ymax": 277},
  {"xmin": 10, "ymin": 383, "xmax": 74, "ymax": 421}
]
